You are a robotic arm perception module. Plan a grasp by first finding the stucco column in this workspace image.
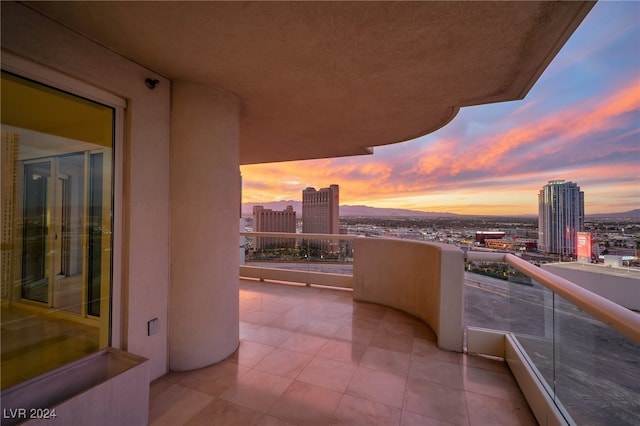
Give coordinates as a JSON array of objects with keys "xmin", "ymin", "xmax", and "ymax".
[{"xmin": 169, "ymin": 81, "xmax": 240, "ymax": 370}]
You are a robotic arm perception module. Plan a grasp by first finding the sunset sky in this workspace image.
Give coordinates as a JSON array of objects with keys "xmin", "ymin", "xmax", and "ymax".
[{"xmin": 241, "ymin": 2, "xmax": 639, "ymax": 216}]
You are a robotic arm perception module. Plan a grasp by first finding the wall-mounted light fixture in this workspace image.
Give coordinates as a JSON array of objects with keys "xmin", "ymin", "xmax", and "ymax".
[{"xmin": 145, "ymin": 78, "xmax": 160, "ymax": 90}]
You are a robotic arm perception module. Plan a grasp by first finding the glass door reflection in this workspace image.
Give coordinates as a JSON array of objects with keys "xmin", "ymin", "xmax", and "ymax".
[
  {"xmin": 52, "ymin": 153, "xmax": 85, "ymax": 314},
  {"xmin": 20, "ymin": 153, "xmax": 96, "ymax": 315},
  {"xmin": 21, "ymin": 161, "xmax": 51, "ymax": 304}
]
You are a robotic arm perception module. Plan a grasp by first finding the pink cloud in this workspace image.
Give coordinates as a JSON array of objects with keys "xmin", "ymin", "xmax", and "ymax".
[
  {"xmin": 242, "ymin": 77, "xmax": 639, "ymax": 214},
  {"xmin": 408, "ymin": 78, "xmax": 639, "ymax": 179}
]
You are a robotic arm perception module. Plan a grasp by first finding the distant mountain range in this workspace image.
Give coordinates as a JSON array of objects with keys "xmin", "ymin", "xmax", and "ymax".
[
  {"xmin": 587, "ymin": 209, "xmax": 640, "ymax": 219},
  {"xmin": 242, "ymin": 202, "xmax": 640, "ymax": 219},
  {"xmin": 242, "ymin": 201, "xmax": 456, "ymax": 217}
]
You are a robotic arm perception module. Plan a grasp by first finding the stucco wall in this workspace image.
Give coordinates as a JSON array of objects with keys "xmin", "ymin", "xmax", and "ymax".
[
  {"xmin": 2, "ymin": 2, "xmax": 171, "ymax": 380},
  {"xmin": 353, "ymin": 238, "xmax": 464, "ymax": 352}
]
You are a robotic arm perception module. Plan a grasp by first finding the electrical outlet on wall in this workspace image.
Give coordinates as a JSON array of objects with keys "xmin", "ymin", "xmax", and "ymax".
[{"xmin": 148, "ymin": 318, "xmax": 159, "ymax": 336}]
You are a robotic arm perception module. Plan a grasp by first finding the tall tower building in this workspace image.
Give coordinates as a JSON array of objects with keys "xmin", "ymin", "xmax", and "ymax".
[
  {"xmin": 302, "ymin": 185, "xmax": 339, "ymax": 252},
  {"xmin": 302, "ymin": 185, "xmax": 339, "ymax": 234},
  {"xmin": 538, "ymin": 180, "xmax": 584, "ymax": 256},
  {"xmin": 252, "ymin": 205, "xmax": 296, "ymax": 249}
]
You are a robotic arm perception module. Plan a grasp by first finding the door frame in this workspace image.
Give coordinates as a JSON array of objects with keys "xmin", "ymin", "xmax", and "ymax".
[{"xmin": 2, "ymin": 51, "xmax": 125, "ymax": 349}]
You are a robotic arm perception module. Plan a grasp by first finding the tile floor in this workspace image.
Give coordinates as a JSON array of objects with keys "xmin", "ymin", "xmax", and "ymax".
[{"xmin": 149, "ymin": 279, "xmax": 537, "ymax": 425}]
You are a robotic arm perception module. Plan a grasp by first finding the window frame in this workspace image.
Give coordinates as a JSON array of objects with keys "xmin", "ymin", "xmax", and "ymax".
[{"xmin": 2, "ymin": 51, "xmax": 125, "ymax": 349}]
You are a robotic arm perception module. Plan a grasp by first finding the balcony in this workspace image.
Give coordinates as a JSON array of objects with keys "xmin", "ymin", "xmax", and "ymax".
[
  {"xmin": 150, "ymin": 279, "xmax": 534, "ymax": 425},
  {"xmin": 148, "ymin": 233, "xmax": 640, "ymax": 425},
  {"xmin": 0, "ymin": 3, "xmax": 608, "ymax": 424}
]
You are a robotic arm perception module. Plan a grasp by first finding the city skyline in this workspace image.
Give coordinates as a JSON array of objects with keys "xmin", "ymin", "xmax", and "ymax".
[{"xmin": 241, "ymin": 1, "xmax": 639, "ymax": 216}]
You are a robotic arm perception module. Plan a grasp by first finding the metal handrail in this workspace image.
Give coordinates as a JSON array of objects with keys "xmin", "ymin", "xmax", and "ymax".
[
  {"xmin": 240, "ymin": 233, "xmax": 640, "ymax": 343},
  {"xmin": 465, "ymin": 251, "xmax": 640, "ymax": 345},
  {"xmin": 240, "ymin": 231, "xmax": 359, "ymax": 241}
]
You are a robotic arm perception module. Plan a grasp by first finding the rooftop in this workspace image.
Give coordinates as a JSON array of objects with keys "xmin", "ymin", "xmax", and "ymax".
[
  {"xmin": 545, "ymin": 262, "xmax": 640, "ymax": 280},
  {"xmin": 150, "ymin": 279, "xmax": 534, "ymax": 425}
]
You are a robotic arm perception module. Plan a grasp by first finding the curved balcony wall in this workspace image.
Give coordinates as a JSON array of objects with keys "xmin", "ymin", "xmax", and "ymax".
[
  {"xmin": 239, "ymin": 232, "xmax": 465, "ymax": 352},
  {"xmin": 352, "ymin": 238, "xmax": 464, "ymax": 352}
]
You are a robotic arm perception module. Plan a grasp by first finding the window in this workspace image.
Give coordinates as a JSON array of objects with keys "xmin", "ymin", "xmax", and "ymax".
[{"xmin": 1, "ymin": 71, "xmax": 114, "ymax": 389}]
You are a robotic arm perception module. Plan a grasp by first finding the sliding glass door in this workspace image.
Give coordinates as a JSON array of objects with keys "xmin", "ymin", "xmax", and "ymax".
[{"xmin": 1, "ymin": 70, "xmax": 115, "ymax": 388}]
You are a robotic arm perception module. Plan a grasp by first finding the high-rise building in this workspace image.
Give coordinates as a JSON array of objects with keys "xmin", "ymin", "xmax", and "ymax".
[
  {"xmin": 302, "ymin": 185, "xmax": 339, "ymax": 252},
  {"xmin": 253, "ymin": 205, "xmax": 296, "ymax": 249},
  {"xmin": 302, "ymin": 185, "xmax": 339, "ymax": 234},
  {"xmin": 538, "ymin": 180, "xmax": 585, "ymax": 256}
]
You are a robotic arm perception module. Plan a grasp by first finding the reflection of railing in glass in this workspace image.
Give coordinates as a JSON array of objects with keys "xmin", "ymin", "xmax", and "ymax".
[
  {"xmin": 21, "ymin": 162, "xmax": 50, "ymax": 303},
  {"xmin": 88, "ymin": 152, "xmax": 104, "ymax": 317},
  {"xmin": 466, "ymin": 251, "xmax": 640, "ymax": 426}
]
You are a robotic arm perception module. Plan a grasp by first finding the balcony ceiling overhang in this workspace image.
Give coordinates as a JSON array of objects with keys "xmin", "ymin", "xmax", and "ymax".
[{"xmin": 24, "ymin": 1, "xmax": 594, "ymax": 165}]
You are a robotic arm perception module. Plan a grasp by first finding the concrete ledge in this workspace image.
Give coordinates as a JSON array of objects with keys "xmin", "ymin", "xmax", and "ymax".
[
  {"xmin": 353, "ymin": 238, "xmax": 464, "ymax": 351},
  {"xmin": 465, "ymin": 328, "xmax": 570, "ymax": 426},
  {"xmin": 1, "ymin": 348, "xmax": 149, "ymax": 426},
  {"xmin": 467, "ymin": 326, "xmax": 506, "ymax": 357},
  {"xmin": 506, "ymin": 335, "xmax": 570, "ymax": 426}
]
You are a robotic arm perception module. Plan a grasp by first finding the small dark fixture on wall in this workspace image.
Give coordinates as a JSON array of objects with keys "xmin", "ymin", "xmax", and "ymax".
[{"xmin": 145, "ymin": 78, "xmax": 159, "ymax": 90}]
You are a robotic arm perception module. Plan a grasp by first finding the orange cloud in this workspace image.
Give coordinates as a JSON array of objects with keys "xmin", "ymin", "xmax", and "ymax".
[
  {"xmin": 242, "ymin": 77, "xmax": 639, "ymax": 215},
  {"xmin": 411, "ymin": 78, "xmax": 640, "ymax": 179}
]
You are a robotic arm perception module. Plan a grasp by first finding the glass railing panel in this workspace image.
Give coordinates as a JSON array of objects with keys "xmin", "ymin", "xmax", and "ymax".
[
  {"xmin": 242, "ymin": 234, "xmax": 308, "ymax": 274},
  {"xmin": 297, "ymin": 238, "xmax": 353, "ymax": 275},
  {"xmin": 553, "ymin": 293, "xmax": 640, "ymax": 426},
  {"xmin": 240, "ymin": 233, "xmax": 354, "ymax": 283},
  {"xmin": 463, "ymin": 268, "xmax": 510, "ymax": 331},
  {"xmin": 466, "ymin": 251, "xmax": 640, "ymax": 425},
  {"xmin": 244, "ymin": 234, "xmax": 304, "ymax": 266},
  {"xmin": 507, "ymin": 269, "xmax": 556, "ymax": 397}
]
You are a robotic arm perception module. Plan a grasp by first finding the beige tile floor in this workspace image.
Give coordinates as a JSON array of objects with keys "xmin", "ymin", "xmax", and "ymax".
[{"xmin": 149, "ymin": 279, "xmax": 537, "ymax": 425}]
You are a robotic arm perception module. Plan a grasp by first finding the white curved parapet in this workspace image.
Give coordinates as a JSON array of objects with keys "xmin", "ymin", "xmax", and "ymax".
[{"xmin": 352, "ymin": 238, "xmax": 465, "ymax": 352}]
